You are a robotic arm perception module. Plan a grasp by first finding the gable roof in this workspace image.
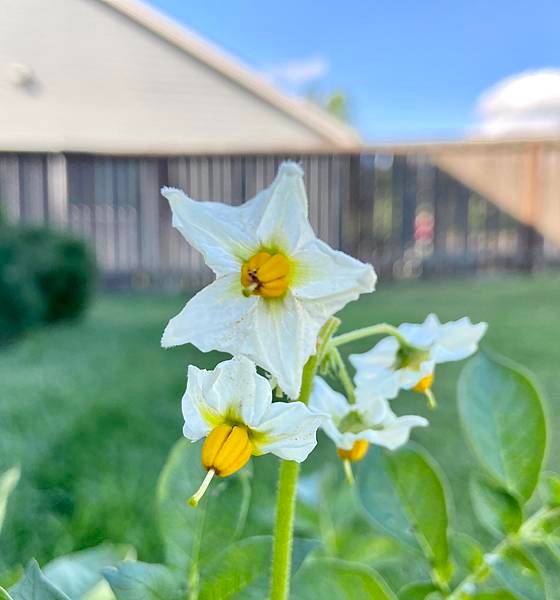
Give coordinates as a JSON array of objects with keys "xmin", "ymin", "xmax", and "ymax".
[{"xmin": 99, "ymin": 0, "xmax": 361, "ymax": 150}]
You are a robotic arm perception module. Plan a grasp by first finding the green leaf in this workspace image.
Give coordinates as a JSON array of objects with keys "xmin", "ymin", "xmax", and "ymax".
[
  {"xmin": 102, "ymin": 562, "xmax": 182, "ymax": 600},
  {"xmin": 0, "ymin": 466, "xmax": 20, "ymax": 534},
  {"xmin": 198, "ymin": 536, "xmax": 318, "ymax": 600},
  {"xmin": 10, "ymin": 560, "xmax": 71, "ymax": 600},
  {"xmin": 540, "ymin": 472, "xmax": 560, "ymax": 508},
  {"xmin": 356, "ymin": 444, "xmax": 451, "ymax": 572},
  {"xmin": 451, "ymin": 532, "xmax": 485, "ymax": 574},
  {"xmin": 525, "ymin": 544, "xmax": 560, "ymax": 600},
  {"xmin": 0, "ymin": 587, "xmax": 14, "ymax": 600},
  {"xmin": 470, "ymin": 476, "xmax": 523, "ymax": 537},
  {"xmin": 399, "ymin": 581, "xmax": 441, "ymax": 600},
  {"xmin": 492, "ymin": 546, "xmax": 545, "ymax": 600},
  {"xmin": 293, "ymin": 558, "xmax": 396, "ymax": 599},
  {"xmin": 469, "ymin": 592, "xmax": 519, "ymax": 599},
  {"xmin": 458, "ymin": 352, "xmax": 546, "ymax": 501},
  {"xmin": 43, "ymin": 543, "xmax": 132, "ymax": 599},
  {"xmin": 156, "ymin": 439, "xmax": 251, "ymax": 572}
]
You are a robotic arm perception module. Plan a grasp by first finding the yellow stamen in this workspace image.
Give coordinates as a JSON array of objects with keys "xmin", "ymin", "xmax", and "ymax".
[
  {"xmin": 413, "ymin": 373, "xmax": 434, "ymax": 393},
  {"xmin": 337, "ymin": 439, "xmax": 369, "ymax": 462},
  {"xmin": 189, "ymin": 424, "xmax": 253, "ymax": 507},
  {"xmin": 241, "ymin": 252, "xmax": 290, "ymax": 298}
]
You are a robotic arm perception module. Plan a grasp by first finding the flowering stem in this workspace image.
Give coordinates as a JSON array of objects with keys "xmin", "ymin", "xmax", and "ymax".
[
  {"xmin": 330, "ymin": 323, "xmax": 410, "ymax": 346},
  {"xmin": 330, "ymin": 347, "xmax": 357, "ymax": 404},
  {"xmin": 270, "ymin": 460, "xmax": 300, "ymax": 600},
  {"xmin": 330, "ymin": 323, "xmax": 408, "ymax": 348},
  {"xmin": 270, "ymin": 321, "xmax": 332, "ymax": 600}
]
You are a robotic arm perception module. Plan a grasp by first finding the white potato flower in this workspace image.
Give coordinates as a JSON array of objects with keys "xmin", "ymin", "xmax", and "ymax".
[
  {"xmin": 161, "ymin": 162, "xmax": 376, "ymax": 399},
  {"xmin": 309, "ymin": 377, "xmax": 428, "ymax": 465},
  {"xmin": 182, "ymin": 356, "xmax": 325, "ymax": 505},
  {"xmin": 350, "ymin": 314, "xmax": 488, "ymax": 401}
]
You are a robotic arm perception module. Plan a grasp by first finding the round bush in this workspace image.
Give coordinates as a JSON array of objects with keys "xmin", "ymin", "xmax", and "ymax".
[
  {"xmin": 0, "ymin": 228, "xmax": 44, "ymax": 343},
  {"xmin": 19, "ymin": 227, "xmax": 97, "ymax": 323}
]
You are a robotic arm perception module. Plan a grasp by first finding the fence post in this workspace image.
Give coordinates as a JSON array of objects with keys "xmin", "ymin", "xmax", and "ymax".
[
  {"xmin": 521, "ymin": 143, "xmax": 544, "ymax": 272},
  {"xmin": 46, "ymin": 154, "xmax": 68, "ymax": 227}
]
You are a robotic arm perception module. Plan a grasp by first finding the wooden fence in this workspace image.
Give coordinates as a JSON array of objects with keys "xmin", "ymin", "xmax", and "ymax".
[{"xmin": 0, "ymin": 151, "xmax": 557, "ymax": 290}]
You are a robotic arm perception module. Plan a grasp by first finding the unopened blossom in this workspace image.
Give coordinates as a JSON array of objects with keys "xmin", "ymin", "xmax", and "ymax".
[
  {"xmin": 350, "ymin": 314, "xmax": 487, "ymax": 402},
  {"xmin": 161, "ymin": 163, "xmax": 376, "ymax": 399},
  {"xmin": 182, "ymin": 356, "xmax": 325, "ymax": 505},
  {"xmin": 309, "ymin": 377, "xmax": 427, "ymax": 465}
]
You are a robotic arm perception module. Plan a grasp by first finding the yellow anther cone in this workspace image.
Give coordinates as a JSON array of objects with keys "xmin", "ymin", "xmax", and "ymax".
[
  {"xmin": 337, "ymin": 439, "xmax": 369, "ymax": 462},
  {"xmin": 240, "ymin": 252, "xmax": 290, "ymax": 298}
]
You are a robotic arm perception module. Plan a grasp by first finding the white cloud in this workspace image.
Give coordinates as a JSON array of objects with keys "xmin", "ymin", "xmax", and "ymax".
[
  {"xmin": 262, "ymin": 56, "xmax": 329, "ymax": 87},
  {"xmin": 473, "ymin": 69, "xmax": 560, "ymax": 138}
]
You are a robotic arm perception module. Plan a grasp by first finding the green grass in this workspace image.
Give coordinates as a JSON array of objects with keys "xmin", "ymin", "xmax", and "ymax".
[{"xmin": 1, "ymin": 274, "xmax": 559, "ymax": 579}]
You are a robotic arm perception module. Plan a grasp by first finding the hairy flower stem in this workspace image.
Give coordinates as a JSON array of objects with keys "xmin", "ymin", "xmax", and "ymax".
[
  {"xmin": 270, "ymin": 320, "xmax": 336, "ymax": 600},
  {"xmin": 330, "ymin": 323, "xmax": 408, "ymax": 348},
  {"xmin": 447, "ymin": 506, "xmax": 560, "ymax": 599},
  {"xmin": 270, "ymin": 460, "xmax": 300, "ymax": 600}
]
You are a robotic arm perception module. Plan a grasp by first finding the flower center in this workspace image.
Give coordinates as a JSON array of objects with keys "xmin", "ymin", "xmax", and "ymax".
[
  {"xmin": 338, "ymin": 410, "xmax": 367, "ymax": 434},
  {"xmin": 201, "ymin": 423, "xmax": 253, "ymax": 477},
  {"xmin": 337, "ymin": 440, "xmax": 369, "ymax": 462},
  {"xmin": 241, "ymin": 251, "xmax": 290, "ymax": 298},
  {"xmin": 413, "ymin": 372, "xmax": 434, "ymax": 393},
  {"xmin": 394, "ymin": 344, "xmax": 431, "ymax": 371}
]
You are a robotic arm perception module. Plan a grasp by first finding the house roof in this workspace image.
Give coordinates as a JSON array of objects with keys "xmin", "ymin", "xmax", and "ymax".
[{"xmin": 98, "ymin": 0, "xmax": 361, "ymax": 150}]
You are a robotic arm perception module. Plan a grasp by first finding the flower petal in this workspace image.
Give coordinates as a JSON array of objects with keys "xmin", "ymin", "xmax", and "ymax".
[
  {"xmin": 181, "ymin": 364, "xmax": 215, "ymax": 441},
  {"xmin": 356, "ymin": 395, "xmax": 389, "ymax": 424},
  {"xmin": 309, "ymin": 377, "xmax": 349, "ymax": 419},
  {"xmin": 161, "ymin": 274, "xmax": 259, "ymax": 350},
  {"xmin": 206, "ymin": 356, "xmax": 273, "ymax": 428},
  {"xmin": 393, "ymin": 359, "xmax": 435, "ymax": 391},
  {"xmin": 255, "ymin": 162, "xmax": 316, "ymax": 254},
  {"xmin": 292, "ymin": 238, "xmax": 376, "ymax": 315},
  {"xmin": 242, "ymin": 293, "xmax": 326, "ymax": 399},
  {"xmin": 309, "ymin": 377, "xmax": 351, "ymax": 446},
  {"xmin": 432, "ymin": 317, "xmax": 488, "ymax": 363},
  {"xmin": 255, "ymin": 401, "xmax": 325, "ymax": 461},
  {"xmin": 362, "ymin": 412, "xmax": 428, "ymax": 450},
  {"xmin": 350, "ymin": 337, "xmax": 402, "ymax": 398},
  {"xmin": 161, "ymin": 187, "xmax": 258, "ymax": 276},
  {"xmin": 398, "ymin": 313, "xmax": 441, "ymax": 348}
]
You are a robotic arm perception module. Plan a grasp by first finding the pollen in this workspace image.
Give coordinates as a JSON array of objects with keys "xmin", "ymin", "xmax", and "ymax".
[
  {"xmin": 241, "ymin": 252, "xmax": 290, "ymax": 298},
  {"xmin": 413, "ymin": 373, "xmax": 434, "ymax": 393},
  {"xmin": 337, "ymin": 439, "xmax": 369, "ymax": 462}
]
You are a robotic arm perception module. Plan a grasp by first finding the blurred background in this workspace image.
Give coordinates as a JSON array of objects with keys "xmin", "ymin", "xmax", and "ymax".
[{"xmin": 0, "ymin": 0, "xmax": 559, "ymax": 590}]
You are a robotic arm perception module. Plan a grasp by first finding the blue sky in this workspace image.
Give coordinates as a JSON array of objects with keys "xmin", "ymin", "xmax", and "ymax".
[{"xmin": 148, "ymin": 0, "xmax": 558, "ymax": 141}]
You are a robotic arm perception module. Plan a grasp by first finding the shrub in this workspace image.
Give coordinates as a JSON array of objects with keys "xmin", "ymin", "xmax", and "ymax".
[
  {"xmin": 0, "ymin": 215, "xmax": 96, "ymax": 343},
  {"xmin": 0, "ymin": 227, "xmax": 44, "ymax": 343},
  {"xmin": 19, "ymin": 227, "xmax": 97, "ymax": 323}
]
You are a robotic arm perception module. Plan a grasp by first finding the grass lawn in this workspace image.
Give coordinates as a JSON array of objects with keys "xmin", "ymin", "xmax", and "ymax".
[{"xmin": 1, "ymin": 274, "xmax": 559, "ymax": 581}]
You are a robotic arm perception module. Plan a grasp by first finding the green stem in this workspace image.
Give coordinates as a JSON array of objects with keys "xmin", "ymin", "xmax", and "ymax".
[
  {"xmin": 330, "ymin": 323, "xmax": 408, "ymax": 348},
  {"xmin": 447, "ymin": 506, "xmax": 558, "ymax": 599},
  {"xmin": 269, "ymin": 322, "xmax": 331, "ymax": 600},
  {"xmin": 330, "ymin": 347, "xmax": 357, "ymax": 404},
  {"xmin": 270, "ymin": 460, "xmax": 300, "ymax": 600}
]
